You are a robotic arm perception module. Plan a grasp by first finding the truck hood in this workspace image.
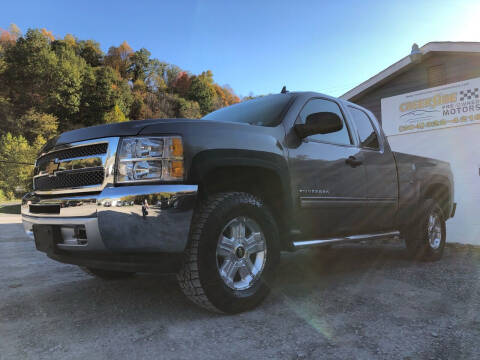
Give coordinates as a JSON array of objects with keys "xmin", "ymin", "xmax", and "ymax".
[{"xmin": 43, "ymin": 118, "xmax": 206, "ymax": 151}]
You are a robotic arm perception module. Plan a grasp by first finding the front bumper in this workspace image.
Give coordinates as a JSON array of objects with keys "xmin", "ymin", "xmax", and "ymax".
[{"xmin": 22, "ymin": 184, "xmax": 198, "ymax": 255}]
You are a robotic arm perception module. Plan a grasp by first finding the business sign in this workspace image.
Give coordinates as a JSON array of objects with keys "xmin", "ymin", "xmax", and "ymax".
[{"xmin": 381, "ymin": 77, "xmax": 480, "ymax": 136}]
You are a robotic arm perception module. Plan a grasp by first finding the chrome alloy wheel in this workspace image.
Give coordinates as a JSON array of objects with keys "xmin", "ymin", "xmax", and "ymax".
[
  {"xmin": 216, "ymin": 216, "xmax": 267, "ymax": 290},
  {"xmin": 428, "ymin": 211, "xmax": 442, "ymax": 249}
]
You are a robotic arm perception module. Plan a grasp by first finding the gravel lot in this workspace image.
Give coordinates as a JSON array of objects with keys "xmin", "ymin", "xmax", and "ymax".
[{"xmin": 1, "ymin": 214, "xmax": 479, "ymax": 360}]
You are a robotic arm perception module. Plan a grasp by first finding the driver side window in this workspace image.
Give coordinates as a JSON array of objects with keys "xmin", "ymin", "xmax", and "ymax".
[{"xmin": 299, "ymin": 98, "xmax": 352, "ymax": 145}]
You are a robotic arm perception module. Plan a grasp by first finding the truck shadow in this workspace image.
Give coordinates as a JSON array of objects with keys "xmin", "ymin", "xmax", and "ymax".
[
  {"xmin": 59, "ymin": 245, "xmax": 411, "ymax": 314},
  {"xmin": 12, "ymin": 243, "xmax": 415, "ymax": 333}
]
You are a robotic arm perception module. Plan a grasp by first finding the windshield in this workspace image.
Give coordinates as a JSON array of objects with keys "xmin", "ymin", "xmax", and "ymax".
[{"xmin": 202, "ymin": 94, "xmax": 294, "ymax": 126}]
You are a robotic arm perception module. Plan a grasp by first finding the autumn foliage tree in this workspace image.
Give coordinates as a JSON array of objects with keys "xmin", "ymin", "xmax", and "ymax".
[
  {"xmin": 172, "ymin": 71, "xmax": 192, "ymax": 97},
  {"xmin": 104, "ymin": 40, "xmax": 133, "ymax": 79}
]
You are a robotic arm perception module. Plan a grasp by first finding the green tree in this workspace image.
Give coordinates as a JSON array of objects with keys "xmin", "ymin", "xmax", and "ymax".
[
  {"xmin": 129, "ymin": 95, "xmax": 146, "ymax": 120},
  {"xmin": 0, "ymin": 96, "xmax": 14, "ymax": 135},
  {"xmin": 129, "ymin": 48, "xmax": 151, "ymax": 82},
  {"xmin": 50, "ymin": 44, "xmax": 86, "ymax": 129},
  {"xmin": 147, "ymin": 59, "xmax": 169, "ymax": 92},
  {"xmin": 188, "ymin": 70, "xmax": 216, "ymax": 115},
  {"xmin": 1, "ymin": 29, "xmax": 57, "ymax": 115},
  {"xmin": 0, "ymin": 133, "xmax": 40, "ymax": 196},
  {"xmin": 17, "ymin": 109, "xmax": 58, "ymax": 142},
  {"xmin": 1, "ymin": 29, "xmax": 87, "ymax": 129},
  {"xmin": 77, "ymin": 66, "xmax": 132, "ymax": 127},
  {"xmin": 78, "ymin": 39, "xmax": 103, "ymax": 67},
  {"xmin": 177, "ymin": 97, "xmax": 202, "ymax": 118},
  {"xmin": 103, "ymin": 104, "xmax": 126, "ymax": 123}
]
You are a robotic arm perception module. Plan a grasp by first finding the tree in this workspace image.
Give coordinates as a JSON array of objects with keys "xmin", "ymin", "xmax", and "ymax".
[
  {"xmin": 1, "ymin": 29, "xmax": 57, "ymax": 115},
  {"xmin": 104, "ymin": 40, "xmax": 133, "ymax": 79},
  {"xmin": 17, "ymin": 110, "xmax": 58, "ymax": 142},
  {"xmin": 78, "ymin": 40, "xmax": 103, "ymax": 67},
  {"xmin": 0, "ymin": 133, "xmax": 40, "ymax": 196},
  {"xmin": 103, "ymin": 104, "xmax": 126, "ymax": 123},
  {"xmin": 77, "ymin": 66, "xmax": 132, "ymax": 127},
  {"xmin": 129, "ymin": 48, "xmax": 151, "ymax": 82},
  {"xmin": 188, "ymin": 71, "xmax": 216, "ymax": 115},
  {"xmin": 64, "ymin": 34, "xmax": 76, "ymax": 47},
  {"xmin": 177, "ymin": 97, "xmax": 202, "ymax": 118},
  {"xmin": 50, "ymin": 44, "xmax": 86, "ymax": 129},
  {"xmin": 147, "ymin": 59, "xmax": 168, "ymax": 92},
  {"xmin": 0, "ymin": 96, "xmax": 14, "ymax": 136},
  {"xmin": 166, "ymin": 64, "xmax": 181, "ymax": 88},
  {"xmin": 0, "ymin": 24, "xmax": 21, "ymax": 45},
  {"xmin": 129, "ymin": 95, "xmax": 147, "ymax": 120},
  {"xmin": 222, "ymin": 85, "xmax": 240, "ymax": 105},
  {"xmin": 172, "ymin": 71, "xmax": 192, "ymax": 97},
  {"xmin": 40, "ymin": 28, "xmax": 55, "ymax": 42}
]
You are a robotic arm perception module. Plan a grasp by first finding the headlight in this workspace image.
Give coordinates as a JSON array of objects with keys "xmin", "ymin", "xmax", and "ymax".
[{"xmin": 116, "ymin": 136, "xmax": 184, "ymax": 183}]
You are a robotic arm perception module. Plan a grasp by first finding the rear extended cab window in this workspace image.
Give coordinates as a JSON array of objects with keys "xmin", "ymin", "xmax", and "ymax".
[{"xmin": 348, "ymin": 106, "xmax": 380, "ymax": 150}]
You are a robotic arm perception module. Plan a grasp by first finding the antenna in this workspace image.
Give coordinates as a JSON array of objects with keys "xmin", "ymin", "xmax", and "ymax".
[{"xmin": 281, "ymin": 86, "xmax": 288, "ymax": 94}]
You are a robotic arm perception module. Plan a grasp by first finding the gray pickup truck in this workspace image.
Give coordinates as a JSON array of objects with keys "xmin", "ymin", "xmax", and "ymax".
[{"xmin": 22, "ymin": 90, "xmax": 455, "ymax": 313}]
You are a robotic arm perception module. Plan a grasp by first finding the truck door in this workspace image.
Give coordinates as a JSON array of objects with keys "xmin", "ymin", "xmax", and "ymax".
[
  {"xmin": 348, "ymin": 106, "xmax": 398, "ymax": 232},
  {"xmin": 289, "ymin": 98, "xmax": 369, "ymax": 238}
]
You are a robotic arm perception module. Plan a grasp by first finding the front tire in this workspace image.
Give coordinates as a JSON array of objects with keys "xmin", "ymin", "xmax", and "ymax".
[
  {"xmin": 404, "ymin": 199, "xmax": 446, "ymax": 261},
  {"xmin": 177, "ymin": 192, "xmax": 279, "ymax": 313}
]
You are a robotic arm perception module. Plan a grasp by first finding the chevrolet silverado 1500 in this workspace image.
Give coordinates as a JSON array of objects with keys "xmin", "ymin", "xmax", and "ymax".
[{"xmin": 22, "ymin": 91, "xmax": 455, "ymax": 313}]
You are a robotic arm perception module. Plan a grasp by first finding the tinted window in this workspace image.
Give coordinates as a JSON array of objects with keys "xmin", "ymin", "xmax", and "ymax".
[
  {"xmin": 349, "ymin": 107, "xmax": 379, "ymax": 149},
  {"xmin": 298, "ymin": 98, "xmax": 351, "ymax": 145},
  {"xmin": 202, "ymin": 94, "xmax": 293, "ymax": 127}
]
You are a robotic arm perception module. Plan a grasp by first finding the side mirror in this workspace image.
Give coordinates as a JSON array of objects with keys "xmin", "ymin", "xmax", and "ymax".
[{"xmin": 294, "ymin": 112, "xmax": 343, "ymax": 139}]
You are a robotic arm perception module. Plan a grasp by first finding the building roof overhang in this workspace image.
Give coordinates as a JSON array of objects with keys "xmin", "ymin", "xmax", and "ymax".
[{"xmin": 340, "ymin": 42, "xmax": 480, "ymax": 101}]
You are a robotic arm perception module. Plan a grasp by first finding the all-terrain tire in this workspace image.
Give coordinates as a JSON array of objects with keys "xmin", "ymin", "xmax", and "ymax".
[
  {"xmin": 404, "ymin": 199, "xmax": 446, "ymax": 261},
  {"xmin": 177, "ymin": 192, "xmax": 280, "ymax": 314},
  {"xmin": 81, "ymin": 267, "xmax": 135, "ymax": 279}
]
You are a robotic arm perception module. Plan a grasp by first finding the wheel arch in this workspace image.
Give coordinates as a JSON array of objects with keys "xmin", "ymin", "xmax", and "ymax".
[
  {"xmin": 188, "ymin": 149, "xmax": 292, "ymax": 249},
  {"xmin": 422, "ymin": 179, "xmax": 452, "ymax": 219}
]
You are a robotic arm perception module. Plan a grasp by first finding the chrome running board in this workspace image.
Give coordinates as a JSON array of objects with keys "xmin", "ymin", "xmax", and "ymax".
[{"xmin": 292, "ymin": 231, "xmax": 400, "ymax": 249}]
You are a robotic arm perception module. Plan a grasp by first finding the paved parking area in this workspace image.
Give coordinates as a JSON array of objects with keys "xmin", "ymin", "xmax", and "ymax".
[{"xmin": 1, "ymin": 214, "xmax": 480, "ymax": 360}]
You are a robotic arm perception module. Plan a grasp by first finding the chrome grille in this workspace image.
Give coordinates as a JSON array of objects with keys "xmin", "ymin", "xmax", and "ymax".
[
  {"xmin": 34, "ymin": 168, "xmax": 105, "ymax": 191},
  {"xmin": 33, "ymin": 138, "xmax": 119, "ymax": 194},
  {"xmin": 36, "ymin": 143, "xmax": 108, "ymax": 169}
]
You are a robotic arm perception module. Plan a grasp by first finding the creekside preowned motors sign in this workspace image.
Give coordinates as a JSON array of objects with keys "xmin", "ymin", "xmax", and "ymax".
[{"xmin": 381, "ymin": 77, "xmax": 480, "ymax": 136}]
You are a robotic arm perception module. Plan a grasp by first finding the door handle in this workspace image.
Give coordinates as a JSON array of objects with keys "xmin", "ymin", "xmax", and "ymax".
[{"xmin": 345, "ymin": 156, "xmax": 363, "ymax": 167}]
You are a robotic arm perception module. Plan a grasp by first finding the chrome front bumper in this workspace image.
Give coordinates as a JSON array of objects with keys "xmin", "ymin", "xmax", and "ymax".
[{"xmin": 22, "ymin": 184, "xmax": 197, "ymax": 253}]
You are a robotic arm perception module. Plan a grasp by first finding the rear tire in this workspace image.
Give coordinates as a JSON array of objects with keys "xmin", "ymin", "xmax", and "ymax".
[
  {"xmin": 177, "ymin": 192, "xmax": 280, "ymax": 314},
  {"xmin": 81, "ymin": 267, "xmax": 135, "ymax": 279},
  {"xmin": 404, "ymin": 199, "xmax": 446, "ymax": 261}
]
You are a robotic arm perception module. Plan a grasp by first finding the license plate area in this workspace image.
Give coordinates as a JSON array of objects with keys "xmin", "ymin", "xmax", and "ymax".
[
  {"xmin": 33, "ymin": 225, "xmax": 62, "ymax": 253},
  {"xmin": 29, "ymin": 204, "xmax": 60, "ymax": 214}
]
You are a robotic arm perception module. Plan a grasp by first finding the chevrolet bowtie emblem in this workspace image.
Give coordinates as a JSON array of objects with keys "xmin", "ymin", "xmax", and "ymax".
[{"xmin": 46, "ymin": 158, "xmax": 60, "ymax": 177}]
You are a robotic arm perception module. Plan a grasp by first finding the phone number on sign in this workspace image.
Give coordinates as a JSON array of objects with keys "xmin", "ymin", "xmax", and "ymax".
[{"xmin": 399, "ymin": 113, "xmax": 480, "ymax": 132}]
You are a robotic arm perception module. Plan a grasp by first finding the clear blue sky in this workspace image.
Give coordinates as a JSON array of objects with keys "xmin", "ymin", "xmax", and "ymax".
[{"xmin": 2, "ymin": 0, "xmax": 479, "ymax": 97}]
